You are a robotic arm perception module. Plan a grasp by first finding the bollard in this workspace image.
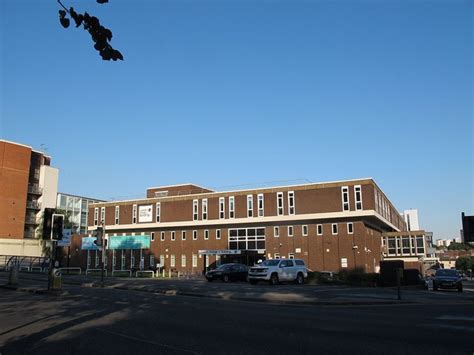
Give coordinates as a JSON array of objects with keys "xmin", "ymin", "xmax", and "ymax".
[
  {"xmin": 162, "ymin": 269, "xmax": 165, "ymax": 278},
  {"xmin": 8, "ymin": 264, "xmax": 19, "ymax": 286},
  {"xmin": 168, "ymin": 269, "xmax": 171, "ymax": 278}
]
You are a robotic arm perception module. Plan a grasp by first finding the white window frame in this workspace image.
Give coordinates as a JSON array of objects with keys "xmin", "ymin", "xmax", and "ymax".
[
  {"xmin": 204, "ymin": 229, "xmax": 209, "ymax": 240},
  {"xmin": 317, "ymin": 224, "xmax": 323, "ymax": 236},
  {"xmin": 170, "ymin": 255, "xmax": 175, "ymax": 267},
  {"xmin": 115, "ymin": 206, "xmax": 120, "ymax": 225},
  {"xmin": 247, "ymin": 195, "xmax": 253, "ymax": 217},
  {"xmin": 193, "ymin": 199, "xmax": 198, "ymax": 221},
  {"xmin": 288, "ymin": 191, "xmax": 295, "ymax": 215},
  {"xmin": 181, "ymin": 231, "xmax": 186, "ymax": 240},
  {"xmin": 160, "ymin": 231, "xmax": 165, "ymax": 241},
  {"xmin": 94, "ymin": 207, "xmax": 99, "ymax": 226},
  {"xmin": 101, "ymin": 207, "xmax": 105, "ymax": 224},
  {"xmin": 216, "ymin": 229, "xmax": 221, "ymax": 240},
  {"xmin": 274, "ymin": 253, "xmax": 280, "ymax": 259},
  {"xmin": 341, "ymin": 186, "xmax": 350, "ymax": 211},
  {"xmin": 219, "ymin": 197, "xmax": 225, "ymax": 219},
  {"xmin": 181, "ymin": 254, "xmax": 186, "ymax": 267},
  {"xmin": 332, "ymin": 223, "xmax": 338, "ymax": 235},
  {"xmin": 151, "ymin": 232, "xmax": 155, "ymax": 241},
  {"xmin": 277, "ymin": 192, "xmax": 284, "ymax": 216},
  {"xmin": 150, "ymin": 254, "xmax": 155, "ymax": 267},
  {"xmin": 274, "ymin": 226, "xmax": 280, "ymax": 238},
  {"xmin": 288, "ymin": 253, "xmax": 295, "ymax": 260},
  {"xmin": 229, "ymin": 196, "xmax": 235, "ymax": 218},
  {"xmin": 347, "ymin": 222, "xmax": 354, "ymax": 234},
  {"xmin": 192, "ymin": 254, "xmax": 198, "ymax": 268},
  {"xmin": 132, "ymin": 204, "xmax": 137, "ymax": 224},
  {"xmin": 171, "ymin": 231, "xmax": 176, "ymax": 241},
  {"xmin": 302, "ymin": 225, "xmax": 308, "ymax": 236},
  {"xmin": 156, "ymin": 202, "xmax": 161, "ymax": 223},
  {"xmin": 288, "ymin": 226, "xmax": 294, "ymax": 237},
  {"xmin": 354, "ymin": 185, "xmax": 363, "ymax": 210},
  {"xmin": 193, "ymin": 230, "xmax": 198, "ymax": 240},
  {"xmin": 257, "ymin": 193, "xmax": 264, "ymax": 217},
  {"xmin": 202, "ymin": 199, "xmax": 208, "ymax": 220}
]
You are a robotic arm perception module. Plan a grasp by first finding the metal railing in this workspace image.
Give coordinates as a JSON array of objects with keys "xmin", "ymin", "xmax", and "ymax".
[
  {"xmin": 1, "ymin": 255, "xmax": 49, "ymax": 272},
  {"xmin": 28, "ymin": 184, "xmax": 43, "ymax": 195},
  {"xmin": 26, "ymin": 201, "xmax": 41, "ymax": 209}
]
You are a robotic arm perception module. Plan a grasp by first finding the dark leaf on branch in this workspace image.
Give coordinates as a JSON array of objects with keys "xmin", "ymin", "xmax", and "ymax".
[
  {"xmin": 99, "ymin": 47, "xmax": 112, "ymax": 60},
  {"xmin": 60, "ymin": 17, "xmax": 70, "ymax": 28},
  {"xmin": 97, "ymin": 0, "xmax": 109, "ymax": 4},
  {"xmin": 104, "ymin": 29, "xmax": 112, "ymax": 42},
  {"xmin": 94, "ymin": 39, "xmax": 108, "ymax": 51},
  {"xmin": 59, "ymin": 10, "xmax": 66, "ymax": 19},
  {"xmin": 69, "ymin": 8, "xmax": 83, "ymax": 27},
  {"xmin": 112, "ymin": 49, "xmax": 123, "ymax": 61}
]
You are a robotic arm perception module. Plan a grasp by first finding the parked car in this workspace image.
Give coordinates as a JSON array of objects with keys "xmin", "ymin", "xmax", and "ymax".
[
  {"xmin": 432, "ymin": 269, "xmax": 463, "ymax": 292},
  {"xmin": 248, "ymin": 259, "xmax": 308, "ymax": 285},
  {"xmin": 205, "ymin": 263, "xmax": 249, "ymax": 282}
]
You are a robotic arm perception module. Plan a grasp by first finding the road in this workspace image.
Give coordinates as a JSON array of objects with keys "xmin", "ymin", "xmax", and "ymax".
[{"xmin": 1, "ymin": 279, "xmax": 473, "ymax": 354}]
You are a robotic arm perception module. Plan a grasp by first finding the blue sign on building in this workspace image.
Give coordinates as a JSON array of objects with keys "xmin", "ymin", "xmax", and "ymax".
[
  {"xmin": 108, "ymin": 235, "xmax": 151, "ymax": 250},
  {"xmin": 82, "ymin": 237, "xmax": 100, "ymax": 250}
]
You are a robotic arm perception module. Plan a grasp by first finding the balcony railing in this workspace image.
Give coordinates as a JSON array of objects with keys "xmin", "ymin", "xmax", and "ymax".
[
  {"xmin": 26, "ymin": 201, "xmax": 41, "ymax": 210},
  {"xmin": 25, "ymin": 216, "xmax": 38, "ymax": 225},
  {"xmin": 28, "ymin": 184, "xmax": 43, "ymax": 195}
]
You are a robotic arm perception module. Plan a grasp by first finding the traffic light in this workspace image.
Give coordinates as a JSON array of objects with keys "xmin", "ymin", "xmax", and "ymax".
[
  {"xmin": 42, "ymin": 208, "xmax": 55, "ymax": 240},
  {"xmin": 94, "ymin": 227, "xmax": 103, "ymax": 247},
  {"xmin": 52, "ymin": 214, "xmax": 64, "ymax": 241}
]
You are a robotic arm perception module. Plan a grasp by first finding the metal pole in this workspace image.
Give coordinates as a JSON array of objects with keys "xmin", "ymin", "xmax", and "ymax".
[{"xmin": 101, "ymin": 222, "xmax": 105, "ymax": 287}]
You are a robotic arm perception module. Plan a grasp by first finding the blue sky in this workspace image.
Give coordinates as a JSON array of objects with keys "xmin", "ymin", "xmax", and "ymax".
[{"xmin": 1, "ymin": 0, "xmax": 472, "ymax": 239}]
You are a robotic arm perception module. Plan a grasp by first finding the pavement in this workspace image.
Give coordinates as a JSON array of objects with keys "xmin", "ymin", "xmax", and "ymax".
[{"xmin": 1, "ymin": 271, "xmax": 474, "ymax": 306}]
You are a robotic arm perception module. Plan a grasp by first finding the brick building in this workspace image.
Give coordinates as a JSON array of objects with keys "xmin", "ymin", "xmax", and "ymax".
[
  {"xmin": 0, "ymin": 140, "xmax": 58, "ymax": 257},
  {"xmin": 82, "ymin": 178, "xmax": 409, "ymax": 274}
]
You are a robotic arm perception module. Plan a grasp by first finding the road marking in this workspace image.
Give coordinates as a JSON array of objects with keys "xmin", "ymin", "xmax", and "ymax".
[
  {"xmin": 94, "ymin": 327, "xmax": 200, "ymax": 354},
  {"xmin": 436, "ymin": 316, "xmax": 474, "ymax": 321}
]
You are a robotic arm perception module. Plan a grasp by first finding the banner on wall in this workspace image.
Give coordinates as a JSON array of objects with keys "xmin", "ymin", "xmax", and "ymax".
[{"xmin": 138, "ymin": 205, "xmax": 153, "ymax": 223}]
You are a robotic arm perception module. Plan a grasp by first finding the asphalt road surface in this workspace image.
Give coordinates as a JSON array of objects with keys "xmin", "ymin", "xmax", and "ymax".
[{"xmin": 1, "ymin": 283, "xmax": 473, "ymax": 355}]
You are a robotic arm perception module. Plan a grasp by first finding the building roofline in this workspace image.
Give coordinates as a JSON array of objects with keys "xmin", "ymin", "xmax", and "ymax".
[
  {"xmin": 57, "ymin": 192, "xmax": 106, "ymax": 202},
  {"xmin": 0, "ymin": 139, "xmax": 52, "ymax": 158},
  {"xmin": 146, "ymin": 183, "xmax": 214, "ymax": 192}
]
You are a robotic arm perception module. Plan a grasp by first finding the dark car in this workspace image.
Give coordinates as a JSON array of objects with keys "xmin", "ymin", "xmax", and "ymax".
[
  {"xmin": 433, "ymin": 269, "xmax": 463, "ymax": 292},
  {"xmin": 205, "ymin": 263, "xmax": 249, "ymax": 282}
]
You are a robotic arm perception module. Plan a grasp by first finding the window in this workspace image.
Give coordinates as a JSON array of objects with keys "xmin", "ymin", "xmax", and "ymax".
[
  {"xmin": 274, "ymin": 253, "xmax": 280, "ymax": 259},
  {"xmin": 416, "ymin": 236, "xmax": 425, "ymax": 254},
  {"xmin": 354, "ymin": 185, "xmax": 363, "ymax": 210},
  {"xmin": 100, "ymin": 207, "xmax": 105, "ymax": 224},
  {"xmin": 216, "ymin": 255, "xmax": 221, "ymax": 266},
  {"xmin": 347, "ymin": 223, "xmax": 354, "ymax": 234},
  {"xmin": 216, "ymin": 229, "xmax": 221, "ymax": 240},
  {"xmin": 193, "ymin": 200, "xmax": 198, "ymax": 221},
  {"xmin": 115, "ymin": 206, "xmax": 120, "ymax": 224},
  {"xmin": 192, "ymin": 254, "xmax": 198, "ymax": 267},
  {"xmin": 288, "ymin": 253, "xmax": 295, "ymax": 260},
  {"xmin": 402, "ymin": 236, "xmax": 410, "ymax": 254},
  {"xmin": 204, "ymin": 230, "xmax": 209, "ymax": 240},
  {"xmin": 150, "ymin": 255, "xmax": 155, "ymax": 267},
  {"xmin": 247, "ymin": 195, "xmax": 253, "ymax": 217},
  {"xmin": 171, "ymin": 231, "xmax": 175, "ymax": 241},
  {"xmin": 257, "ymin": 194, "xmax": 264, "ymax": 217},
  {"xmin": 181, "ymin": 254, "xmax": 186, "ymax": 267},
  {"xmin": 181, "ymin": 231, "xmax": 186, "ymax": 240},
  {"xmin": 317, "ymin": 224, "xmax": 323, "ymax": 236},
  {"xmin": 160, "ymin": 231, "xmax": 165, "ymax": 241},
  {"xmin": 160, "ymin": 255, "xmax": 165, "ymax": 267},
  {"xmin": 202, "ymin": 199, "xmax": 208, "ymax": 220},
  {"xmin": 274, "ymin": 226, "xmax": 280, "ymax": 238},
  {"xmin": 170, "ymin": 255, "xmax": 175, "ymax": 267},
  {"xmin": 219, "ymin": 197, "xmax": 225, "ymax": 219},
  {"xmin": 229, "ymin": 196, "xmax": 235, "ymax": 218},
  {"xmin": 151, "ymin": 232, "xmax": 155, "ymax": 241},
  {"xmin": 193, "ymin": 230, "xmax": 197, "ymax": 240},
  {"xmin": 277, "ymin": 192, "xmax": 284, "ymax": 215},
  {"xmin": 288, "ymin": 191, "xmax": 295, "ymax": 215},
  {"xmin": 132, "ymin": 204, "xmax": 137, "ymax": 224},
  {"xmin": 130, "ymin": 252, "xmax": 135, "ymax": 268},
  {"xmin": 341, "ymin": 186, "xmax": 350, "ymax": 211},
  {"xmin": 156, "ymin": 202, "xmax": 161, "ymax": 223},
  {"xmin": 302, "ymin": 225, "xmax": 308, "ymax": 236},
  {"xmin": 94, "ymin": 207, "xmax": 99, "ymax": 226},
  {"xmin": 288, "ymin": 226, "xmax": 294, "ymax": 237},
  {"xmin": 341, "ymin": 258, "xmax": 348, "ymax": 268},
  {"xmin": 332, "ymin": 223, "xmax": 338, "ymax": 235}
]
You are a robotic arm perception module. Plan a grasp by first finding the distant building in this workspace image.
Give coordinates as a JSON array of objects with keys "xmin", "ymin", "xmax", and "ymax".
[
  {"xmin": 401, "ymin": 209, "xmax": 420, "ymax": 231},
  {"xmin": 436, "ymin": 238, "xmax": 462, "ymax": 248},
  {"xmin": 56, "ymin": 193, "xmax": 105, "ymax": 234},
  {"xmin": 0, "ymin": 140, "xmax": 58, "ymax": 257},
  {"xmin": 461, "ymin": 212, "xmax": 474, "ymax": 245}
]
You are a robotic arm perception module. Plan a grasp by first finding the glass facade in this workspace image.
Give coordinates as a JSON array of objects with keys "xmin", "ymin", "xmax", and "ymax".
[{"xmin": 56, "ymin": 193, "xmax": 104, "ymax": 234}]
